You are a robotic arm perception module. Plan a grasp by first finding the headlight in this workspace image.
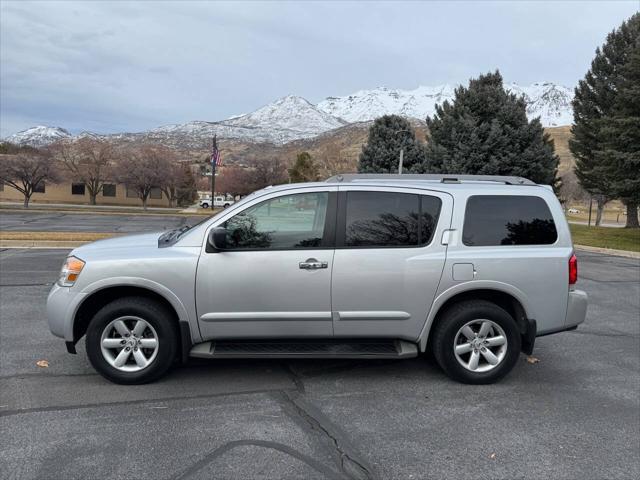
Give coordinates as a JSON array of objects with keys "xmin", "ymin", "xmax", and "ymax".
[{"xmin": 58, "ymin": 256, "xmax": 85, "ymax": 287}]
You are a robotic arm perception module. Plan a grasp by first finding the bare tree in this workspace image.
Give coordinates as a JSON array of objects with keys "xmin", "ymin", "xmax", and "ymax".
[
  {"xmin": 0, "ymin": 150, "xmax": 61, "ymax": 207},
  {"xmin": 52, "ymin": 138, "xmax": 116, "ymax": 205},
  {"xmin": 116, "ymin": 145, "xmax": 171, "ymax": 210},
  {"xmin": 216, "ymin": 166, "xmax": 255, "ymax": 198},
  {"xmin": 247, "ymin": 157, "xmax": 288, "ymax": 190},
  {"xmin": 161, "ymin": 160, "xmax": 197, "ymax": 208}
]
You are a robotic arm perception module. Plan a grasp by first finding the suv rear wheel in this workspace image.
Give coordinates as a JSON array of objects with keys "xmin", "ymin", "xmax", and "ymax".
[
  {"xmin": 432, "ymin": 300, "xmax": 521, "ymax": 384},
  {"xmin": 86, "ymin": 297, "xmax": 178, "ymax": 384}
]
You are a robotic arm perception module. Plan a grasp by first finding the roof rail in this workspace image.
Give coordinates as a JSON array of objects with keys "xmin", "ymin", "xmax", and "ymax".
[{"xmin": 325, "ymin": 173, "xmax": 536, "ymax": 186}]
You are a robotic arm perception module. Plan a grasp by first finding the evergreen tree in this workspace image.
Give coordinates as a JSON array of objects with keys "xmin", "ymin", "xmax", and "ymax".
[
  {"xmin": 177, "ymin": 165, "xmax": 198, "ymax": 207},
  {"xmin": 414, "ymin": 71, "xmax": 559, "ymax": 186},
  {"xmin": 573, "ymin": 14, "xmax": 639, "ymax": 228},
  {"xmin": 358, "ymin": 115, "xmax": 423, "ymax": 173},
  {"xmin": 289, "ymin": 152, "xmax": 319, "ymax": 182}
]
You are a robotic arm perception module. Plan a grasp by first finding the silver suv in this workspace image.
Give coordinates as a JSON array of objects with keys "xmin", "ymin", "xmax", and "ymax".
[{"xmin": 47, "ymin": 174, "xmax": 588, "ymax": 385}]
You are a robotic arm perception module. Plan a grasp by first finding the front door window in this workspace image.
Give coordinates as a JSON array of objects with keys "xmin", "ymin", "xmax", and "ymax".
[{"xmin": 223, "ymin": 192, "xmax": 329, "ymax": 249}]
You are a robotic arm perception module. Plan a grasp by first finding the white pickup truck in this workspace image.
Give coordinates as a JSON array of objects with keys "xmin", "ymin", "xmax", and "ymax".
[{"xmin": 200, "ymin": 196, "xmax": 234, "ymax": 209}]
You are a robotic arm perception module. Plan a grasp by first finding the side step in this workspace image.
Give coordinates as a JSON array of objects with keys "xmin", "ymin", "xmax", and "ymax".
[{"xmin": 189, "ymin": 339, "xmax": 418, "ymax": 359}]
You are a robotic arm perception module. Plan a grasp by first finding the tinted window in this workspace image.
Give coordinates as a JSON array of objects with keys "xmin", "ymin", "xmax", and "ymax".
[
  {"xmin": 33, "ymin": 182, "xmax": 45, "ymax": 193},
  {"xmin": 103, "ymin": 184, "xmax": 116, "ymax": 197},
  {"xmin": 71, "ymin": 183, "xmax": 85, "ymax": 195},
  {"xmin": 223, "ymin": 192, "xmax": 328, "ymax": 250},
  {"xmin": 463, "ymin": 195, "xmax": 557, "ymax": 246},
  {"xmin": 344, "ymin": 192, "xmax": 441, "ymax": 247}
]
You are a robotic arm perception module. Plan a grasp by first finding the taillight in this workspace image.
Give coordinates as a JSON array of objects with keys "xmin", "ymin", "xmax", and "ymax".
[{"xmin": 569, "ymin": 254, "xmax": 578, "ymax": 285}]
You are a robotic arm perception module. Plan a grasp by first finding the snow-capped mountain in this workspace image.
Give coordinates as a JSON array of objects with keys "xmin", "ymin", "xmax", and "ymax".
[
  {"xmin": 318, "ymin": 82, "xmax": 573, "ymax": 127},
  {"xmin": 225, "ymin": 95, "xmax": 346, "ymax": 137},
  {"xmin": 505, "ymin": 82, "xmax": 574, "ymax": 127},
  {"xmin": 3, "ymin": 82, "xmax": 573, "ymax": 148},
  {"xmin": 4, "ymin": 126, "xmax": 71, "ymax": 147}
]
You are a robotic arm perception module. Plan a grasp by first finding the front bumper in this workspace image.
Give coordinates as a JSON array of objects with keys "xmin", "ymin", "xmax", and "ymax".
[{"xmin": 46, "ymin": 283, "xmax": 87, "ymax": 342}]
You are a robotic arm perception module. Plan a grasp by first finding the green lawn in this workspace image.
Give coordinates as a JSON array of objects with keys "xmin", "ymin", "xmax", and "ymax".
[{"xmin": 570, "ymin": 224, "xmax": 640, "ymax": 252}]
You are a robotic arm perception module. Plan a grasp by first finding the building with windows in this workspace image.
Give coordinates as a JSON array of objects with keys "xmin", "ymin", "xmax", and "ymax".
[{"xmin": 0, "ymin": 180, "xmax": 171, "ymax": 207}]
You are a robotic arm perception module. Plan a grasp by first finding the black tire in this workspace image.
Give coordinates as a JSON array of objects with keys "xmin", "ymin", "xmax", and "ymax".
[
  {"xmin": 86, "ymin": 297, "xmax": 178, "ymax": 385},
  {"xmin": 431, "ymin": 300, "xmax": 521, "ymax": 384},
  {"xmin": 223, "ymin": 203, "xmax": 230, "ymax": 208},
  {"xmin": 201, "ymin": 203, "xmax": 209, "ymax": 209}
]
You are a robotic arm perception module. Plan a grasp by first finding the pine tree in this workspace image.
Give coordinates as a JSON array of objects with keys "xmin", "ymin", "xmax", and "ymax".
[
  {"xmin": 289, "ymin": 152, "xmax": 319, "ymax": 182},
  {"xmin": 358, "ymin": 115, "xmax": 423, "ymax": 173},
  {"xmin": 571, "ymin": 13, "xmax": 640, "ymax": 228},
  {"xmin": 414, "ymin": 71, "xmax": 559, "ymax": 186}
]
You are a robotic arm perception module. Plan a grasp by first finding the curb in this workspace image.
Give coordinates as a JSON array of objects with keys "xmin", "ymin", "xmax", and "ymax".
[
  {"xmin": 0, "ymin": 240, "xmax": 88, "ymax": 249},
  {"xmin": 575, "ymin": 244, "xmax": 640, "ymax": 259},
  {"xmin": 0, "ymin": 208, "xmax": 210, "ymax": 217}
]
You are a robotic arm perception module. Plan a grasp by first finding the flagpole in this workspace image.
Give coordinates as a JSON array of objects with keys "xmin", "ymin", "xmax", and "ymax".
[{"xmin": 211, "ymin": 136, "xmax": 216, "ymax": 207}]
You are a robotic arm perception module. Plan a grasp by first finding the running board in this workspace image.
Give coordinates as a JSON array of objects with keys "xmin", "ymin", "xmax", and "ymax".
[{"xmin": 189, "ymin": 339, "xmax": 418, "ymax": 359}]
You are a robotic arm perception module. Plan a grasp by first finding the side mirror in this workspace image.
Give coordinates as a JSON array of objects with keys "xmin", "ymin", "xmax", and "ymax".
[{"xmin": 208, "ymin": 227, "xmax": 228, "ymax": 250}]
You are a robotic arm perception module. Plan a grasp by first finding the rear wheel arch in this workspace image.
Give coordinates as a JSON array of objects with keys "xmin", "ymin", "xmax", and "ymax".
[{"xmin": 422, "ymin": 288, "xmax": 531, "ymax": 351}]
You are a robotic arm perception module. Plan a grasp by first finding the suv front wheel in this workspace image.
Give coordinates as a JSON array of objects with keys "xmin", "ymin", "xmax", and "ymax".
[
  {"xmin": 86, "ymin": 297, "xmax": 178, "ymax": 384},
  {"xmin": 432, "ymin": 300, "xmax": 521, "ymax": 384}
]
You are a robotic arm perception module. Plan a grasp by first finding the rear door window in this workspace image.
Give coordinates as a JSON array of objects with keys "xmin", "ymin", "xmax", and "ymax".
[
  {"xmin": 463, "ymin": 195, "xmax": 557, "ymax": 246},
  {"xmin": 342, "ymin": 191, "xmax": 441, "ymax": 247}
]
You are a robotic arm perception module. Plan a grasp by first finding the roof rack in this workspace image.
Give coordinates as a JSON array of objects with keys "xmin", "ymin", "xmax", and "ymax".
[{"xmin": 325, "ymin": 173, "xmax": 536, "ymax": 186}]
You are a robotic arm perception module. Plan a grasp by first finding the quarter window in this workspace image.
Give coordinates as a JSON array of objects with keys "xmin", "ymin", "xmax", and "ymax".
[
  {"xmin": 463, "ymin": 195, "xmax": 558, "ymax": 246},
  {"xmin": 223, "ymin": 192, "xmax": 329, "ymax": 250},
  {"xmin": 344, "ymin": 191, "xmax": 441, "ymax": 247}
]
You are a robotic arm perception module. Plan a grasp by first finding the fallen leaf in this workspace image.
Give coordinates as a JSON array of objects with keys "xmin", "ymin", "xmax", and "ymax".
[
  {"xmin": 489, "ymin": 453, "xmax": 496, "ymax": 460},
  {"xmin": 36, "ymin": 360, "xmax": 49, "ymax": 368},
  {"xmin": 526, "ymin": 356, "xmax": 540, "ymax": 364}
]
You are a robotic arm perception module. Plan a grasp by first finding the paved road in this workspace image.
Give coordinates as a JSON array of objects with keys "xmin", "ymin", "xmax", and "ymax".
[
  {"xmin": 0, "ymin": 210, "xmax": 209, "ymax": 233},
  {"xmin": 0, "ymin": 249, "xmax": 638, "ymax": 479}
]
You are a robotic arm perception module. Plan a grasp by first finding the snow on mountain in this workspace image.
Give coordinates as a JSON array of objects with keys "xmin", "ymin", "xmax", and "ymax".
[
  {"xmin": 225, "ymin": 95, "xmax": 346, "ymax": 135},
  {"xmin": 3, "ymin": 83, "xmax": 573, "ymax": 148},
  {"xmin": 318, "ymin": 85, "xmax": 456, "ymax": 124},
  {"xmin": 505, "ymin": 82, "xmax": 574, "ymax": 127},
  {"xmin": 318, "ymin": 82, "xmax": 574, "ymax": 127},
  {"xmin": 143, "ymin": 96, "xmax": 346, "ymax": 145},
  {"xmin": 4, "ymin": 126, "xmax": 71, "ymax": 147}
]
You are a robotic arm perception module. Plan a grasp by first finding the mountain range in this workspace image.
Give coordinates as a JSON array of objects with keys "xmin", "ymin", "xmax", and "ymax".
[{"xmin": 4, "ymin": 82, "xmax": 574, "ymax": 148}]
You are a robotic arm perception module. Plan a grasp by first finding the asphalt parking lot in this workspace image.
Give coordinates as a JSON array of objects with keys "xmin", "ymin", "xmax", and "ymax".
[
  {"xmin": 0, "ymin": 248, "xmax": 638, "ymax": 480},
  {"xmin": 0, "ymin": 210, "xmax": 208, "ymax": 233}
]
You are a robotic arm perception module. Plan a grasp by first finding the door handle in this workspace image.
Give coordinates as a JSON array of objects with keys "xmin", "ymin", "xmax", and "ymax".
[{"xmin": 299, "ymin": 259, "xmax": 328, "ymax": 270}]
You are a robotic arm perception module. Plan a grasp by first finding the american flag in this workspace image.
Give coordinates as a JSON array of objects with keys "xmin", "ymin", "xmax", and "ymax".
[{"xmin": 211, "ymin": 135, "xmax": 222, "ymax": 167}]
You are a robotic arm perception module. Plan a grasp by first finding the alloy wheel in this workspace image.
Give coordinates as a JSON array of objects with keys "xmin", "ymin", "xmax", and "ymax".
[
  {"xmin": 100, "ymin": 316, "xmax": 159, "ymax": 372},
  {"xmin": 453, "ymin": 319, "xmax": 508, "ymax": 373}
]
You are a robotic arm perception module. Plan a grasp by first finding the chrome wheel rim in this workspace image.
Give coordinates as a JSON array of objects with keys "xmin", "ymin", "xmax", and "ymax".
[
  {"xmin": 100, "ymin": 316, "xmax": 159, "ymax": 372},
  {"xmin": 453, "ymin": 319, "xmax": 508, "ymax": 373}
]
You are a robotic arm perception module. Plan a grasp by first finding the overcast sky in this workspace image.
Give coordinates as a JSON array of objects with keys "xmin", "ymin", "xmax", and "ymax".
[{"xmin": 1, "ymin": 0, "xmax": 638, "ymax": 137}]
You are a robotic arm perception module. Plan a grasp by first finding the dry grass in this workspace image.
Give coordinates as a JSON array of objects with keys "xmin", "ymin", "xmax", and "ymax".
[
  {"xmin": 570, "ymin": 224, "xmax": 640, "ymax": 252},
  {"xmin": 0, "ymin": 232, "xmax": 118, "ymax": 241}
]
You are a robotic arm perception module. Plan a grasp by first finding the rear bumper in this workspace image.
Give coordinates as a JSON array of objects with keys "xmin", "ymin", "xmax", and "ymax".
[
  {"xmin": 524, "ymin": 289, "xmax": 588, "ymax": 353},
  {"xmin": 565, "ymin": 289, "xmax": 588, "ymax": 329}
]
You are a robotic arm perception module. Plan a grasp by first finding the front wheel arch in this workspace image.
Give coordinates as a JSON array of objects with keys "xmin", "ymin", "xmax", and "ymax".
[{"xmin": 73, "ymin": 286, "xmax": 190, "ymax": 361}]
